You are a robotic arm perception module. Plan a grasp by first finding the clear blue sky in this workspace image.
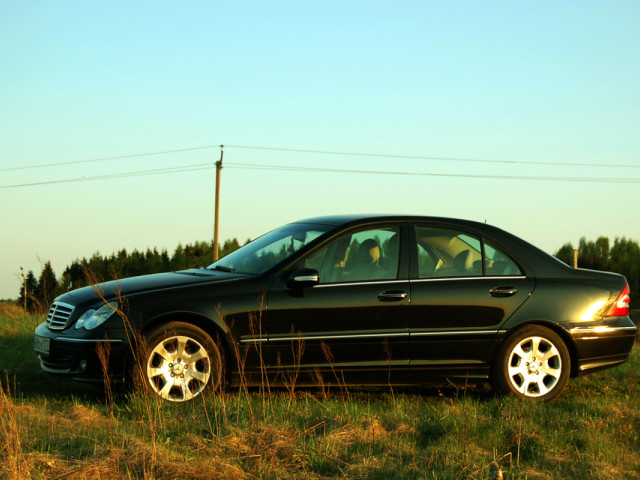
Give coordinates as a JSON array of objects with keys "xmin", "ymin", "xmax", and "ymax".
[{"xmin": 1, "ymin": 1, "xmax": 639, "ymax": 299}]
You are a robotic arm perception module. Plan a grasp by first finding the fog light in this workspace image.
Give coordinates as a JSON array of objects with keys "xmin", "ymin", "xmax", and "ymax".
[{"xmin": 79, "ymin": 359, "xmax": 87, "ymax": 372}]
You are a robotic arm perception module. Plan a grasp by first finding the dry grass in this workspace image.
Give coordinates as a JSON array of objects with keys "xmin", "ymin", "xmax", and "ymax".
[
  {"xmin": 1, "ymin": 304, "xmax": 639, "ymax": 479},
  {"xmin": 0, "ymin": 302, "xmax": 27, "ymax": 319},
  {"xmin": 2, "ymin": 380, "xmax": 640, "ymax": 479}
]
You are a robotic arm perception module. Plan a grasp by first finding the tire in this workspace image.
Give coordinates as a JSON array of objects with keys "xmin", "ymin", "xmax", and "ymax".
[
  {"xmin": 139, "ymin": 321, "xmax": 223, "ymax": 402},
  {"xmin": 491, "ymin": 325, "xmax": 571, "ymax": 402}
]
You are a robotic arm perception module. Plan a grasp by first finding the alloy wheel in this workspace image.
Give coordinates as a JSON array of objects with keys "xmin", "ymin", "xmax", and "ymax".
[
  {"xmin": 506, "ymin": 335, "xmax": 562, "ymax": 398},
  {"xmin": 146, "ymin": 334, "xmax": 212, "ymax": 402}
]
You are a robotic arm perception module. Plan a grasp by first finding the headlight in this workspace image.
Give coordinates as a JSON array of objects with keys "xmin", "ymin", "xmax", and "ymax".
[
  {"xmin": 74, "ymin": 301, "xmax": 118, "ymax": 330},
  {"xmin": 74, "ymin": 308, "xmax": 96, "ymax": 329}
]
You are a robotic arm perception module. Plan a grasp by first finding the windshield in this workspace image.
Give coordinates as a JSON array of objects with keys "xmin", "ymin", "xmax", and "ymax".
[{"xmin": 208, "ymin": 223, "xmax": 333, "ymax": 275}]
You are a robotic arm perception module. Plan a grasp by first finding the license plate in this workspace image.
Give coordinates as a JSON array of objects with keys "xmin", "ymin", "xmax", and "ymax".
[{"xmin": 34, "ymin": 335, "xmax": 51, "ymax": 355}]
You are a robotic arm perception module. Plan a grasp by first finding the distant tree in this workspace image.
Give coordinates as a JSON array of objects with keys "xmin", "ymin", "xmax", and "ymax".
[
  {"xmin": 220, "ymin": 238, "xmax": 241, "ymax": 258},
  {"xmin": 110, "ymin": 249, "xmax": 129, "ymax": 278},
  {"xmin": 86, "ymin": 253, "xmax": 109, "ymax": 284},
  {"xmin": 184, "ymin": 241, "xmax": 213, "ymax": 269},
  {"xmin": 554, "ymin": 243, "xmax": 574, "ymax": 266},
  {"xmin": 18, "ymin": 237, "xmax": 244, "ymax": 307},
  {"xmin": 170, "ymin": 244, "xmax": 188, "ymax": 271},
  {"xmin": 59, "ymin": 260, "xmax": 87, "ymax": 292},
  {"xmin": 18, "ymin": 270, "xmax": 38, "ymax": 313},
  {"xmin": 161, "ymin": 249, "xmax": 171, "ymax": 270},
  {"xmin": 35, "ymin": 262, "xmax": 58, "ymax": 312},
  {"xmin": 578, "ymin": 237, "xmax": 610, "ymax": 270},
  {"xmin": 609, "ymin": 238, "xmax": 640, "ymax": 275},
  {"xmin": 144, "ymin": 248, "xmax": 170, "ymax": 273}
]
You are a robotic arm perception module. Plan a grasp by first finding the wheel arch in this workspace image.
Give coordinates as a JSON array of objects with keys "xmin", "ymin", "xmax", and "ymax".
[
  {"xmin": 131, "ymin": 311, "xmax": 237, "ymax": 381},
  {"xmin": 497, "ymin": 320, "xmax": 580, "ymax": 378}
]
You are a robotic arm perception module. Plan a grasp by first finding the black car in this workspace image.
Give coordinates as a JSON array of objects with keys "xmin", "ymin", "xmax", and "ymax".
[{"xmin": 34, "ymin": 215, "xmax": 636, "ymax": 402}]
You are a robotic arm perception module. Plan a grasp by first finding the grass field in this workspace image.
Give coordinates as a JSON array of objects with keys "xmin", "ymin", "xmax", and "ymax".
[{"xmin": 1, "ymin": 302, "xmax": 639, "ymax": 479}]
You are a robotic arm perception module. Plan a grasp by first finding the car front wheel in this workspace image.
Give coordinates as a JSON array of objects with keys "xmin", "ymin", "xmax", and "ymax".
[
  {"xmin": 140, "ymin": 321, "xmax": 222, "ymax": 402},
  {"xmin": 491, "ymin": 325, "xmax": 571, "ymax": 402}
]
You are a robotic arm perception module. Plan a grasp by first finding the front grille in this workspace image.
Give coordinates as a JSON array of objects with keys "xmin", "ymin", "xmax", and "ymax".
[{"xmin": 46, "ymin": 302, "xmax": 75, "ymax": 330}]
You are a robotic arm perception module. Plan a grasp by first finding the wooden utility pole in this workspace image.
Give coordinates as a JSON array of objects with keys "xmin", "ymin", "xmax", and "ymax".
[
  {"xmin": 573, "ymin": 249, "xmax": 579, "ymax": 268},
  {"xmin": 213, "ymin": 145, "xmax": 223, "ymax": 262}
]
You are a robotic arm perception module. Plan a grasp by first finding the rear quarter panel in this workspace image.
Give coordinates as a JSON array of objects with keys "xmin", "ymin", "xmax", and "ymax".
[
  {"xmin": 501, "ymin": 278, "xmax": 619, "ymax": 329},
  {"xmin": 499, "ymin": 274, "xmax": 636, "ymax": 375}
]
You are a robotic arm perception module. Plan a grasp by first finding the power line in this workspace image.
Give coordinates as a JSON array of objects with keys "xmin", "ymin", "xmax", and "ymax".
[
  {"xmin": 225, "ymin": 144, "xmax": 640, "ymax": 169},
  {"xmin": 0, "ymin": 145, "xmax": 222, "ymax": 173},
  {"xmin": 225, "ymin": 163, "xmax": 640, "ymax": 183},
  {"xmin": 2, "ymin": 161, "xmax": 639, "ymax": 190},
  {"xmin": 0, "ymin": 163, "xmax": 213, "ymax": 189},
  {"xmin": 2, "ymin": 143, "xmax": 639, "ymax": 173}
]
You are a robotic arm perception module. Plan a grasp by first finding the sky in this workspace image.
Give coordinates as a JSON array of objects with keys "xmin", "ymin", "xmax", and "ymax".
[{"xmin": 1, "ymin": 1, "xmax": 639, "ymax": 300}]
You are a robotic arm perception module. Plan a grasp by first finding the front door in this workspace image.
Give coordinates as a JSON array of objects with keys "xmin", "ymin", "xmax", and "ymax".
[{"xmin": 264, "ymin": 225, "xmax": 410, "ymax": 384}]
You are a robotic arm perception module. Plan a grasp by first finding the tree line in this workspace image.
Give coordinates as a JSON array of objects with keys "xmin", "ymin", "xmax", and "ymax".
[
  {"xmin": 18, "ymin": 239, "xmax": 244, "ymax": 313},
  {"xmin": 17, "ymin": 235, "xmax": 639, "ymax": 313}
]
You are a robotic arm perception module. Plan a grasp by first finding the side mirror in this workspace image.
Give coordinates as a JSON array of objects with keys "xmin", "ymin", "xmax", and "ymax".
[{"xmin": 287, "ymin": 268, "xmax": 320, "ymax": 289}]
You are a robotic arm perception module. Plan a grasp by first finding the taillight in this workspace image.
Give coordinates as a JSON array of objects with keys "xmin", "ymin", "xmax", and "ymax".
[{"xmin": 605, "ymin": 283, "xmax": 631, "ymax": 317}]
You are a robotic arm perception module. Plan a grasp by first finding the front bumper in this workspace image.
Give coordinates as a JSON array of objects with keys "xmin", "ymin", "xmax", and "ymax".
[{"xmin": 34, "ymin": 322, "xmax": 128, "ymax": 382}]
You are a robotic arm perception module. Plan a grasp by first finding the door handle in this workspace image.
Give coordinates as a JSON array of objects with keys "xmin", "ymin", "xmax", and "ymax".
[
  {"xmin": 378, "ymin": 290, "xmax": 408, "ymax": 302},
  {"xmin": 489, "ymin": 286, "xmax": 518, "ymax": 297}
]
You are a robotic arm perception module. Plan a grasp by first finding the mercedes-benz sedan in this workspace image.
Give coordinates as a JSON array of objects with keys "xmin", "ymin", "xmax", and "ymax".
[{"xmin": 34, "ymin": 215, "xmax": 636, "ymax": 402}]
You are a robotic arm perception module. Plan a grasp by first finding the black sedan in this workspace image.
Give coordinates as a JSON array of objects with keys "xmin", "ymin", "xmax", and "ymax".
[{"xmin": 34, "ymin": 215, "xmax": 636, "ymax": 402}]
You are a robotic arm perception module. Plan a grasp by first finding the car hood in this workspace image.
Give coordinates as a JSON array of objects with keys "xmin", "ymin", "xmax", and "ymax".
[{"xmin": 56, "ymin": 269, "xmax": 247, "ymax": 306}]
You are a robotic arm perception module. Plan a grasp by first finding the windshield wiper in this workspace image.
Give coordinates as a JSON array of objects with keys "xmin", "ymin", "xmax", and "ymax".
[{"xmin": 212, "ymin": 265, "xmax": 235, "ymax": 273}]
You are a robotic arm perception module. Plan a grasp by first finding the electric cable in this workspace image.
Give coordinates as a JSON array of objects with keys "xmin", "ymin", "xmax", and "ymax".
[
  {"xmin": 2, "ymin": 143, "xmax": 639, "ymax": 173},
  {"xmin": 2, "ymin": 161, "xmax": 639, "ymax": 190}
]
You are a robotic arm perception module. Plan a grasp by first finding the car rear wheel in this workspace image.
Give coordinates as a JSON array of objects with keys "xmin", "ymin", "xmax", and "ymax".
[
  {"xmin": 491, "ymin": 325, "xmax": 570, "ymax": 402},
  {"xmin": 140, "ymin": 321, "xmax": 222, "ymax": 402}
]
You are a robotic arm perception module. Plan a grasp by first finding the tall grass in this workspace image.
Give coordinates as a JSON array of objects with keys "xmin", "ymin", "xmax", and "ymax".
[{"xmin": 1, "ymin": 303, "xmax": 639, "ymax": 479}]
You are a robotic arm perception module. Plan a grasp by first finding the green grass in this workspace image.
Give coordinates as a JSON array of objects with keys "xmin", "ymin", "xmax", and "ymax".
[{"xmin": 1, "ymin": 305, "xmax": 639, "ymax": 479}]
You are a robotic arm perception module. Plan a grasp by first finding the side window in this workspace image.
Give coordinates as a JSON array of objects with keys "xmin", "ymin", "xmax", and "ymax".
[
  {"xmin": 415, "ymin": 227, "xmax": 482, "ymax": 278},
  {"xmin": 415, "ymin": 226, "xmax": 521, "ymax": 278},
  {"xmin": 485, "ymin": 242, "xmax": 521, "ymax": 276},
  {"xmin": 305, "ymin": 227, "xmax": 400, "ymax": 283}
]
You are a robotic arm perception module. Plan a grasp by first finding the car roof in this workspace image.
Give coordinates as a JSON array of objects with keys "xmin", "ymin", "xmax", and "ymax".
[{"xmin": 294, "ymin": 214, "xmax": 486, "ymax": 227}]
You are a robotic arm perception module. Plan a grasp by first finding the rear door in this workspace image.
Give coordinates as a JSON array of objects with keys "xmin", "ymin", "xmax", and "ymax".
[{"xmin": 408, "ymin": 224, "xmax": 534, "ymax": 375}]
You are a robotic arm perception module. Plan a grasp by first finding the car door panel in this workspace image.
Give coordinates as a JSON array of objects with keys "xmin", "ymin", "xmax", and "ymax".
[
  {"xmin": 409, "ymin": 277, "xmax": 534, "ymax": 366},
  {"xmin": 262, "ymin": 224, "xmax": 410, "ymax": 382},
  {"xmin": 265, "ymin": 280, "xmax": 411, "ymax": 373}
]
